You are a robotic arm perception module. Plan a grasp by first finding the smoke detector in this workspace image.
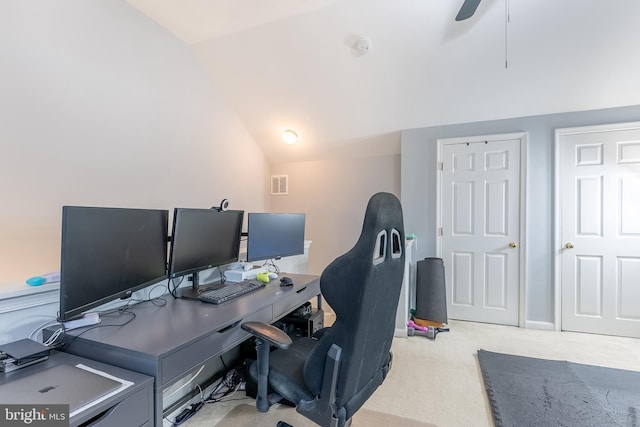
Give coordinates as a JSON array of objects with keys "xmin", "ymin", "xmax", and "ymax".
[{"xmin": 355, "ymin": 37, "xmax": 372, "ymax": 54}]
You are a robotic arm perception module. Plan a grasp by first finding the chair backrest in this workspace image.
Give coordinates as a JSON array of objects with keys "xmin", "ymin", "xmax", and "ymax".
[{"xmin": 303, "ymin": 192, "xmax": 405, "ymax": 419}]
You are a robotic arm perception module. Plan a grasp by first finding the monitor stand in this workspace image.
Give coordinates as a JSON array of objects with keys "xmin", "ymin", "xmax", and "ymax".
[
  {"xmin": 63, "ymin": 312, "xmax": 101, "ymax": 330},
  {"xmin": 178, "ymin": 272, "xmax": 223, "ymax": 301}
]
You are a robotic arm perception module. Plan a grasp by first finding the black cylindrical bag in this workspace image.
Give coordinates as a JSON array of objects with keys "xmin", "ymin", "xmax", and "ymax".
[{"xmin": 415, "ymin": 257, "xmax": 447, "ymax": 324}]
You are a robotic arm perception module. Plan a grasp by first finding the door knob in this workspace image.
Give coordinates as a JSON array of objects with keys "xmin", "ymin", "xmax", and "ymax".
[
  {"xmin": 565, "ymin": 242, "xmax": 574, "ymax": 249},
  {"xmin": 508, "ymin": 242, "xmax": 517, "ymax": 248}
]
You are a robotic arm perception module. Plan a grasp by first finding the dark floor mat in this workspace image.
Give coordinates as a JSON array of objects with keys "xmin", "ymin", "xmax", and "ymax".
[{"xmin": 477, "ymin": 349, "xmax": 640, "ymax": 427}]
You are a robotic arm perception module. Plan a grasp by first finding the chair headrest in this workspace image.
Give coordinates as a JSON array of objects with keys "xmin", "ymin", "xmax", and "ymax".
[{"xmin": 352, "ymin": 192, "xmax": 404, "ymax": 266}]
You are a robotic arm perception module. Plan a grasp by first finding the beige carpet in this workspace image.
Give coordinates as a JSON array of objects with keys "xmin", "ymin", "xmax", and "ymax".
[
  {"xmin": 209, "ymin": 403, "xmax": 436, "ymax": 427},
  {"xmin": 180, "ymin": 319, "xmax": 640, "ymax": 427}
]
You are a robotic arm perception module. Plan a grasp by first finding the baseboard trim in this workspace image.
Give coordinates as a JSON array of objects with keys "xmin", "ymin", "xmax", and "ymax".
[
  {"xmin": 525, "ymin": 320, "xmax": 555, "ymax": 331},
  {"xmin": 394, "ymin": 327, "xmax": 408, "ymax": 338}
]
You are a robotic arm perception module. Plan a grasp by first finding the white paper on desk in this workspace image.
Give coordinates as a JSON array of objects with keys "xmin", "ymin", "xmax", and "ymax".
[{"xmin": 69, "ymin": 363, "xmax": 134, "ymax": 418}]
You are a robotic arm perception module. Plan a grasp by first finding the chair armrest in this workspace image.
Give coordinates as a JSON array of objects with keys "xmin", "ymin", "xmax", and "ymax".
[{"xmin": 241, "ymin": 321, "xmax": 292, "ymax": 350}]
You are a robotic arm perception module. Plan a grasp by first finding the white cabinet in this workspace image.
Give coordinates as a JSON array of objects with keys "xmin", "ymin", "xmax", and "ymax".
[{"xmin": 395, "ymin": 239, "xmax": 415, "ymax": 337}]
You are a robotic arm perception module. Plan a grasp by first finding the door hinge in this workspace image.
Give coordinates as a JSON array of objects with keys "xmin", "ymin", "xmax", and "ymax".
[
  {"xmin": 438, "ymin": 227, "xmax": 443, "ymax": 236},
  {"xmin": 438, "ymin": 162, "xmax": 444, "ymax": 171}
]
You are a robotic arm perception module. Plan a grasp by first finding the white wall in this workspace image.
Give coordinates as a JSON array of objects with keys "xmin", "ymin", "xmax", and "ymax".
[
  {"xmin": 270, "ymin": 153, "xmax": 401, "ymax": 275},
  {"xmin": 177, "ymin": 1, "xmax": 640, "ymax": 163},
  {"xmin": 401, "ymin": 105, "xmax": 640, "ymax": 326},
  {"xmin": 0, "ymin": 0, "xmax": 269, "ymax": 290}
]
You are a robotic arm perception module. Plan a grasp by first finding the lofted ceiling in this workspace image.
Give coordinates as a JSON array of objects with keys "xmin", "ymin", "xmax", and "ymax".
[{"xmin": 127, "ymin": 0, "xmax": 640, "ymax": 163}]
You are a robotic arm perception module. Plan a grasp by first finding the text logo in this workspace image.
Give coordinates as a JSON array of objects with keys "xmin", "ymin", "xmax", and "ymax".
[{"xmin": 1, "ymin": 405, "xmax": 68, "ymax": 426}]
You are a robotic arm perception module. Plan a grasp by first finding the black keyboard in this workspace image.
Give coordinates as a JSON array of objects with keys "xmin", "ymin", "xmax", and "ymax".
[{"xmin": 198, "ymin": 281, "xmax": 265, "ymax": 304}]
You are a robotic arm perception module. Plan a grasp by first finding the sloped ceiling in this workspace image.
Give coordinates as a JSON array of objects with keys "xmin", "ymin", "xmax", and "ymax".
[{"xmin": 127, "ymin": 0, "xmax": 640, "ymax": 163}]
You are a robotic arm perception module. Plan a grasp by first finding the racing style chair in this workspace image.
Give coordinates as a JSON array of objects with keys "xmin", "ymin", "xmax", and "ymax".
[{"xmin": 241, "ymin": 192, "xmax": 405, "ymax": 427}]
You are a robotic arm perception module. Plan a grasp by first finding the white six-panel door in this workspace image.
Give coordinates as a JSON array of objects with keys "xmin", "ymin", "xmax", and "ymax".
[
  {"xmin": 438, "ymin": 134, "xmax": 525, "ymax": 326},
  {"xmin": 556, "ymin": 123, "xmax": 640, "ymax": 338}
]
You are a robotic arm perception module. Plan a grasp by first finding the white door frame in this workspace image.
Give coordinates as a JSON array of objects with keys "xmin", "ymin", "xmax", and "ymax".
[
  {"xmin": 436, "ymin": 132, "xmax": 528, "ymax": 327},
  {"xmin": 553, "ymin": 121, "xmax": 640, "ymax": 332}
]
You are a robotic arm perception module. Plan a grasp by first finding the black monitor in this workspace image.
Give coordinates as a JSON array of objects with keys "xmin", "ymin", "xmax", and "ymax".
[
  {"xmin": 59, "ymin": 206, "xmax": 169, "ymax": 322},
  {"xmin": 168, "ymin": 208, "xmax": 244, "ymax": 299},
  {"xmin": 246, "ymin": 213, "xmax": 305, "ymax": 262}
]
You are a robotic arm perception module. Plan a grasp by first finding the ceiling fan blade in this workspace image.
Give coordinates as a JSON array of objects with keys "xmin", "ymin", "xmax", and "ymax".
[{"xmin": 455, "ymin": 0, "xmax": 481, "ymax": 21}]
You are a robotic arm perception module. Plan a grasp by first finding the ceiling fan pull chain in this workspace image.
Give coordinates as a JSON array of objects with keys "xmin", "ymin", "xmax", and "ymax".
[{"xmin": 505, "ymin": 0, "xmax": 510, "ymax": 69}]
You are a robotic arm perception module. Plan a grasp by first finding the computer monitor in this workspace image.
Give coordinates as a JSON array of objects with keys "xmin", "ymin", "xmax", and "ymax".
[
  {"xmin": 246, "ymin": 213, "xmax": 305, "ymax": 263},
  {"xmin": 59, "ymin": 206, "xmax": 169, "ymax": 322},
  {"xmin": 168, "ymin": 208, "xmax": 244, "ymax": 298}
]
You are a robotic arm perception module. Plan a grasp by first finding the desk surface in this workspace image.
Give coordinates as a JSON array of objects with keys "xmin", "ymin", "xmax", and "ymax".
[{"xmin": 66, "ymin": 273, "xmax": 320, "ymax": 356}]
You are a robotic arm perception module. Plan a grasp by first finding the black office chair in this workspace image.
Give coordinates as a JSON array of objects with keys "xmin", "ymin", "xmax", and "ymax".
[{"xmin": 241, "ymin": 192, "xmax": 405, "ymax": 427}]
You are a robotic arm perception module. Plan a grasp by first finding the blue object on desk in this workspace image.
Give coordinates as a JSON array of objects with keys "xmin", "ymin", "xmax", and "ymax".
[{"xmin": 26, "ymin": 276, "xmax": 46, "ymax": 286}]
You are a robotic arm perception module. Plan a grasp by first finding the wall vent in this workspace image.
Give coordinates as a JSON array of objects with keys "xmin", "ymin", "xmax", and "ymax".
[{"xmin": 271, "ymin": 175, "xmax": 288, "ymax": 195}]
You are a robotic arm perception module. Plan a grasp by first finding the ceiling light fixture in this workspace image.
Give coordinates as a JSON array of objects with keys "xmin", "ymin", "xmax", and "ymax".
[{"xmin": 282, "ymin": 129, "xmax": 299, "ymax": 144}]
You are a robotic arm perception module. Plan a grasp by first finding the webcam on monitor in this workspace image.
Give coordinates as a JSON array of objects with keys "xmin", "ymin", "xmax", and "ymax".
[{"xmin": 212, "ymin": 198, "xmax": 230, "ymax": 212}]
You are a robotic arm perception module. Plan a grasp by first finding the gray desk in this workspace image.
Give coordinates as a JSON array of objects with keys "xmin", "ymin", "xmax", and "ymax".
[
  {"xmin": 0, "ymin": 350, "xmax": 153, "ymax": 427},
  {"xmin": 64, "ymin": 273, "xmax": 320, "ymax": 426}
]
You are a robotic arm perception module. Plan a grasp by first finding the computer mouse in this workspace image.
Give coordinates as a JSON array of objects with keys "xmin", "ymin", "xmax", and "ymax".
[
  {"xmin": 268, "ymin": 273, "xmax": 278, "ymax": 280},
  {"xmin": 26, "ymin": 276, "xmax": 46, "ymax": 286},
  {"xmin": 280, "ymin": 276, "xmax": 293, "ymax": 286}
]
